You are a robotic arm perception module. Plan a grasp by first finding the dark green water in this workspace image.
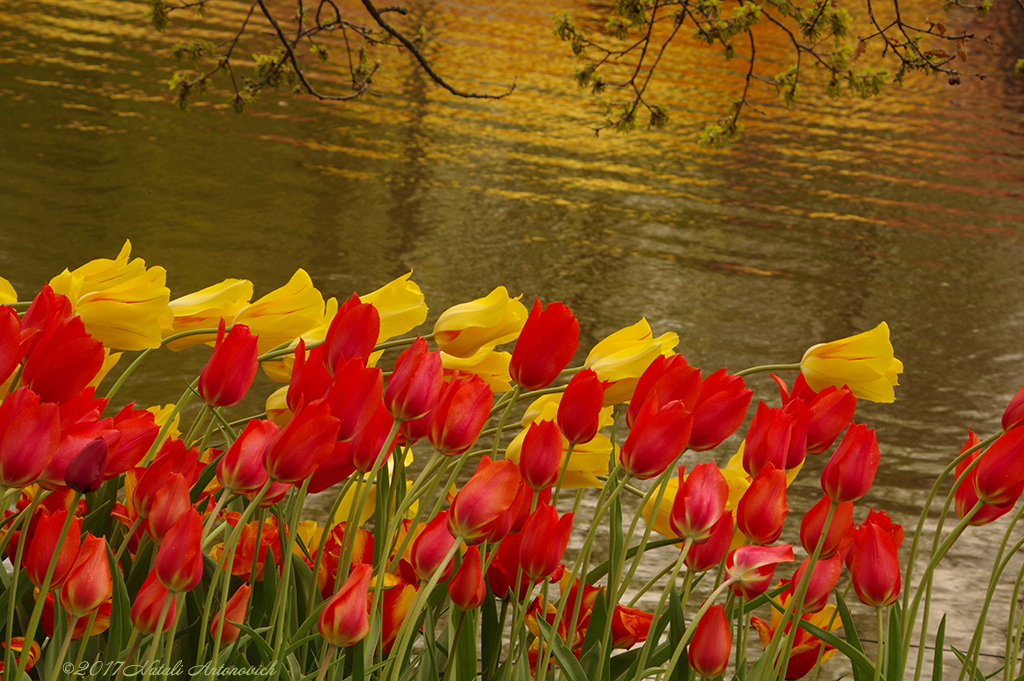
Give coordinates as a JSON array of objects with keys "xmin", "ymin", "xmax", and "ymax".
[{"xmin": 2, "ymin": 0, "xmax": 1024, "ymax": 670}]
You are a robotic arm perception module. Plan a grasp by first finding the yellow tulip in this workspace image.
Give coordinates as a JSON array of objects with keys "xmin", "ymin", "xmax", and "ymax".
[
  {"xmin": 265, "ymin": 385, "xmax": 291, "ymax": 425},
  {"xmin": 163, "ymin": 279, "xmax": 253, "ymax": 350},
  {"xmin": 441, "ymin": 350, "xmax": 514, "ymax": 393},
  {"xmin": 361, "ymin": 272, "xmax": 428, "ymax": 343},
  {"xmin": 146, "ymin": 404, "xmax": 181, "ymax": 450},
  {"xmin": 800, "ymin": 322, "xmax": 903, "ymax": 403},
  {"xmin": 260, "ymin": 297, "xmax": 340, "ymax": 383},
  {"xmin": 0, "ymin": 276, "xmax": 16, "ymax": 305},
  {"xmin": 505, "ymin": 400, "xmax": 613, "ymax": 488},
  {"xmin": 584, "ymin": 319, "xmax": 679, "ymax": 405},
  {"xmin": 433, "ymin": 287, "xmax": 528, "ymax": 358},
  {"xmin": 232, "ymin": 269, "xmax": 325, "ymax": 355},
  {"xmin": 49, "ymin": 240, "xmax": 171, "ymax": 351},
  {"xmin": 87, "ymin": 349, "xmax": 122, "ymax": 390}
]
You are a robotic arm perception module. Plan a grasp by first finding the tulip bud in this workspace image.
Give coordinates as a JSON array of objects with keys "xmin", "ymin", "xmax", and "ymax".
[
  {"xmin": 155, "ymin": 508, "xmax": 204, "ymax": 592},
  {"xmin": 688, "ymin": 604, "xmax": 731, "ymax": 677},
  {"xmin": 263, "ymin": 398, "xmax": 340, "ymax": 484},
  {"xmin": 688, "ymin": 369, "xmax": 753, "ymax": 451},
  {"xmin": 974, "ymin": 427, "xmax": 1024, "ymax": 506},
  {"xmin": 287, "ymin": 340, "xmax": 333, "ymax": 412},
  {"xmin": 410, "ymin": 511, "xmax": 459, "ymax": 582},
  {"xmin": 449, "ymin": 456, "xmax": 524, "ymax": 544},
  {"xmin": 955, "ymin": 432, "xmax": 1018, "ymax": 525},
  {"xmin": 429, "ymin": 375, "xmax": 493, "ymax": 456},
  {"xmin": 147, "ymin": 472, "xmax": 191, "ymax": 543},
  {"xmin": 131, "ymin": 571, "xmax": 177, "ymax": 634},
  {"xmin": 348, "ymin": 401, "xmax": 398, "ymax": 473},
  {"xmin": 449, "ymin": 546, "xmax": 486, "ymax": 611},
  {"xmin": 509, "ymin": 299, "xmax": 580, "ymax": 391},
  {"xmin": 323, "ymin": 294, "xmax": 380, "ymax": 373},
  {"xmin": 620, "ymin": 399, "xmax": 693, "ymax": 480},
  {"xmin": 26, "ymin": 509, "xmax": 81, "ymax": 590},
  {"xmin": 0, "ymin": 305, "xmax": 22, "ymax": 386},
  {"xmin": 684, "ymin": 512, "xmax": 735, "ymax": 573},
  {"xmin": 821, "ymin": 423, "xmax": 879, "ymax": 503},
  {"xmin": 517, "ymin": 420, "xmax": 564, "ymax": 490},
  {"xmin": 790, "ymin": 554, "xmax": 843, "ymax": 613},
  {"xmin": 64, "ymin": 437, "xmax": 108, "ymax": 494},
  {"xmin": 850, "ymin": 520, "xmax": 902, "ymax": 607},
  {"xmin": 0, "ymin": 388, "xmax": 60, "ymax": 489},
  {"xmin": 737, "ymin": 463, "xmax": 788, "ymax": 545},
  {"xmin": 557, "ymin": 369, "xmax": 605, "ymax": 444},
  {"xmin": 319, "ymin": 564, "xmax": 372, "ymax": 647},
  {"xmin": 627, "ymin": 355, "xmax": 701, "ymax": 427},
  {"xmin": 385, "ymin": 337, "xmax": 444, "ymax": 422},
  {"xmin": 325, "ymin": 357, "xmax": 384, "ymax": 442},
  {"xmin": 218, "ymin": 419, "xmax": 277, "ymax": 494},
  {"xmin": 669, "ymin": 463, "xmax": 728, "ymax": 543},
  {"xmin": 1003, "ymin": 385, "xmax": 1024, "ymax": 432},
  {"xmin": 198, "ymin": 319, "xmax": 259, "ymax": 407},
  {"xmin": 60, "ymin": 534, "xmax": 112, "ymax": 617},
  {"xmin": 800, "ymin": 495, "xmax": 854, "ymax": 559},
  {"xmin": 519, "ymin": 505, "xmax": 573, "ymax": 580},
  {"xmin": 211, "ymin": 584, "xmax": 251, "ymax": 645}
]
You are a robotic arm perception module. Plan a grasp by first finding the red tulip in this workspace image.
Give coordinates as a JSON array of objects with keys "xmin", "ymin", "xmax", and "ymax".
[
  {"xmin": 789, "ymin": 554, "xmax": 843, "ymax": 613},
  {"xmin": 263, "ymin": 398, "xmax": 340, "ymax": 484},
  {"xmin": 850, "ymin": 517, "xmax": 902, "ymax": 607},
  {"xmin": 974, "ymin": 427, "xmax": 1024, "ymax": 506},
  {"xmin": 557, "ymin": 369, "xmax": 605, "ymax": 444},
  {"xmin": 410, "ymin": 511, "xmax": 459, "ymax": 582},
  {"xmin": 429, "ymin": 375, "xmax": 493, "ymax": 456},
  {"xmin": 64, "ymin": 437, "xmax": 108, "ymax": 493},
  {"xmin": 21, "ymin": 310, "xmax": 104, "ymax": 404},
  {"xmin": 287, "ymin": 340, "xmax": 333, "ymax": 412},
  {"xmin": 688, "ymin": 369, "xmax": 753, "ymax": 451},
  {"xmin": 774, "ymin": 373, "xmax": 857, "ymax": 455},
  {"xmin": 627, "ymin": 355, "xmax": 701, "ymax": 428},
  {"xmin": 0, "ymin": 388, "xmax": 60, "ymax": 488},
  {"xmin": 146, "ymin": 472, "xmax": 191, "ymax": 543},
  {"xmin": 325, "ymin": 357, "xmax": 383, "ymax": 442},
  {"xmin": 155, "ymin": 508, "xmax": 204, "ymax": 592},
  {"xmin": 669, "ymin": 463, "xmax": 728, "ymax": 543},
  {"xmin": 198, "ymin": 319, "xmax": 259, "ymax": 407},
  {"xmin": 684, "ymin": 512, "xmax": 735, "ymax": 573},
  {"xmin": 509, "ymin": 299, "xmax": 580, "ymax": 391},
  {"xmin": 743, "ymin": 402, "xmax": 808, "ymax": 475},
  {"xmin": 106, "ymin": 403, "xmax": 160, "ymax": 476},
  {"xmin": 0, "ymin": 305, "xmax": 22, "ymax": 386},
  {"xmin": 348, "ymin": 400, "xmax": 397, "ymax": 473},
  {"xmin": 1003, "ymin": 384, "xmax": 1024, "ymax": 431},
  {"xmin": 800, "ymin": 495, "xmax": 854, "ymax": 559},
  {"xmin": 955, "ymin": 432, "xmax": 1018, "ymax": 525},
  {"xmin": 323, "ymin": 293, "xmax": 380, "ymax": 374},
  {"xmin": 38, "ymin": 420, "xmax": 119, "ymax": 491},
  {"xmin": 821, "ymin": 423, "xmax": 879, "ymax": 503},
  {"xmin": 26, "ymin": 509, "xmax": 81, "ymax": 590},
  {"xmin": 519, "ymin": 504, "xmax": 573, "ymax": 580},
  {"xmin": 449, "ymin": 545, "xmax": 486, "ymax": 610},
  {"xmin": 449, "ymin": 456, "xmax": 524, "ymax": 544},
  {"xmin": 620, "ymin": 398, "xmax": 692, "ymax": 480},
  {"xmin": 725, "ymin": 544, "xmax": 795, "ymax": 600},
  {"xmin": 688, "ymin": 604, "xmax": 731, "ymax": 677},
  {"xmin": 737, "ymin": 463, "xmax": 788, "ymax": 545},
  {"xmin": 211, "ymin": 584, "xmax": 251, "ymax": 645},
  {"xmin": 318, "ymin": 564, "xmax": 372, "ymax": 647},
  {"xmin": 385, "ymin": 337, "xmax": 443, "ymax": 422},
  {"xmin": 517, "ymin": 420, "xmax": 564, "ymax": 490},
  {"xmin": 56, "ymin": 387, "xmax": 108, "ymax": 433},
  {"xmin": 60, "ymin": 534, "xmax": 112, "ymax": 617},
  {"xmin": 610, "ymin": 605, "xmax": 653, "ymax": 649},
  {"xmin": 133, "ymin": 439, "xmax": 199, "ymax": 519},
  {"xmin": 218, "ymin": 419, "xmax": 278, "ymax": 494},
  {"xmin": 307, "ymin": 441, "xmax": 355, "ymax": 494},
  {"xmin": 131, "ymin": 570, "xmax": 177, "ymax": 634}
]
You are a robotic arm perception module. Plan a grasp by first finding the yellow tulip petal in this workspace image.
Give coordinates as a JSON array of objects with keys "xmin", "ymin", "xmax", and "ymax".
[
  {"xmin": 361, "ymin": 272, "xmax": 427, "ymax": 342},
  {"xmin": 441, "ymin": 350, "xmax": 513, "ymax": 393},
  {"xmin": 0, "ymin": 276, "xmax": 17, "ymax": 305},
  {"xmin": 233, "ymin": 269, "xmax": 325, "ymax": 354}
]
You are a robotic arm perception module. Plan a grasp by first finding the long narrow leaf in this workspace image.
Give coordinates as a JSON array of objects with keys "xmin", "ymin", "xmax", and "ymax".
[
  {"xmin": 797, "ymin": 618, "xmax": 876, "ymax": 681},
  {"xmin": 951, "ymin": 645, "xmax": 987, "ymax": 681},
  {"xmin": 887, "ymin": 602, "xmax": 905, "ymax": 681},
  {"xmin": 537, "ymin": 618, "xmax": 589, "ymax": 681},
  {"xmin": 934, "ymin": 615, "xmax": 946, "ymax": 681}
]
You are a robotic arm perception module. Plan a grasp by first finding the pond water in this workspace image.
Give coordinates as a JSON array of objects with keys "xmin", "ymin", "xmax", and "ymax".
[{"xmin": 2, "ymin": 0, "xmax": 1024, "ymax": 676}]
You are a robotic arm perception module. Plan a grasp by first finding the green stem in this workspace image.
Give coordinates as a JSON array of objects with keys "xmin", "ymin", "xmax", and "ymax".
[
  {"xmin": 104, "ymin": 348, "xmax": 155, "ymax": 402},
  {"xmin": 734, "ymin": 363, "xmax": 801, "ymax": 378},
  {"xmin": 490, "ymin": 386, "xmax": 521, "ymax": 457},
  {"xmin": 140, "ymin": 597, "xmax": 174, "ymax": 681},
  {"xmin": 874, "ymin": 607, "xmax": 886, "ymax": 681}
]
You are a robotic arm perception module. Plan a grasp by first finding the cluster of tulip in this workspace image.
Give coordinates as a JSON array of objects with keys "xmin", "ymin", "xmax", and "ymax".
[{"xmin": 0, "ymin": 240, "xmax": 1022, "ymax": 681}]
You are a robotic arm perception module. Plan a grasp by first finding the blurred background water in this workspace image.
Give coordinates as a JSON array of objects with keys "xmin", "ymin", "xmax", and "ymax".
[{"xmin": 2, "ymin": 0, "xmax": 1024, "ymax": 675}]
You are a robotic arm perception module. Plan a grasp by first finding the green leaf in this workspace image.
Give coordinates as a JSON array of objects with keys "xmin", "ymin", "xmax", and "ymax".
[
  {"xmin": 481, "ymin": 593, "xmax": 501, "ymax": 679},
  {"xmin": 933, "ymin": 615, "xmax": 946, "ymax": 681},
  {"xmin": 537, "ymin": 618, "xmax": 590, "ymax": 681},
  {"xmin": 102, "ymin": 543, "xmax": 132, "ymax": 675},
  {"xmin": 667, "ymin": 587, "xmax": 690, "ymax": 681},
  {"xmin": 454, "ymin": 610, "xmax": 478, "ymax": 681},
  {"xmin": 835, "ymin": 591, "xmax": 867, "ymax": 655},
  {"xmin": 419, "ymin": 605, "xmax": 439, "ymax": 681},
  {"xmin": 886, "ymin": 603, "xmax": 905, "ymax": 681},
  {"xmin": 225, "ymin": 618, "xmax": 276, "ymax": 665},
  {"xmin": 580, "ymin": 588, "xmax": 609, "ymax": 660},
  {"xmin": 951, "ymin": 646, "xmax": 987, "ymax": 681}
]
